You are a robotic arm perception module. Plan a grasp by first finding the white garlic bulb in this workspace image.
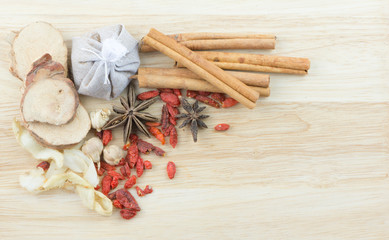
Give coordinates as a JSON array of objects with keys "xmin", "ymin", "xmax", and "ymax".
[
  {"xmin": 103, "ymin": 145, "xmax": 125, "ymax": 165},
  {"xmin": 81, "ymin": 137, "xmax": 103, "ymax": 163},
  {"xmin": 90, "ymin": 108, "xmax": 111, "ymax": 132}
]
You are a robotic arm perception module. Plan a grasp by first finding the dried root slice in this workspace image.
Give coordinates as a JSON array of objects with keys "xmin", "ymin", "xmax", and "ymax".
[
  {"xmin": 25, "ymin": 54, "xmax": 65, "ymax": 86},
  {"xmin": 25, "ymin": 105, "xmax": 91, "ymax": 149},
  {"xmin": 21, "ymin": 74, "xmax": 79, "ymax": 125},
  {"xmin": 10, "ymin": 22, "xmax": 67, "ymax": 81}
]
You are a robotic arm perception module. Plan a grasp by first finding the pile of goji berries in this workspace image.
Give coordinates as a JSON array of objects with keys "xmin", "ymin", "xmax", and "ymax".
[
  {"xmin": 186, "ymin": 90, "xmax": 238, "ymax": 108},
  {"xmin": 95, "ymin": 130, "xmax": 176, "ymax": 220}
]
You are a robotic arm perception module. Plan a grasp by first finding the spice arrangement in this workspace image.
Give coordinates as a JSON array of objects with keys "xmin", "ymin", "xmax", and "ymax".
[{"xmin": 9, "ymin": 22, "xmax": 310, "ymax": 220}]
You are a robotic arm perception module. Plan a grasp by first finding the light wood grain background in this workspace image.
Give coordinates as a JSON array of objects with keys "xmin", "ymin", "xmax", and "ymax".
[{"xmin": 0, "ymin": 0, "xmax": 388, "ymax": 239}]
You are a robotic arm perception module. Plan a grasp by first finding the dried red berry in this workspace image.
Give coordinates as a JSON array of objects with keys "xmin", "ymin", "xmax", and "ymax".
[
  {"xmin": 100, "ymin": 161, "xmax": 116, "ymax": 171},
  {"xmin": 136, "ymin": 157, "xmax": 144, "ymax": 177},
  {"xmin": 107, "ymin": 170, "xmax": 125, "ymax": 180},
  {"xmin": 210, "ymin": 93, "xmax": 226, "ymax": 103},
  {"xmin": 186, "ymin": 90, "xmax": 198, "ymax": 98},
  {"xmin": 145, "ymin": 122, "xmax": 161, "ymax": 127},
  {"xmin": 214, "ymin": 123, "xmax": 230, "ymax": 131},
  {"xmin": 195, "ymin": 95, "xmax": 220, "ymax": 108},
  {"xmin": 149, "ymin": 126, "xmax": 165, "ymax": 145},
  {"xmin": 137, "ymin": 90, "xmax": 159, "ymax": 100},
  {"xmin": 167, "ymin": 161, "xmax": 176, "ymax": 179},
  {"xmin": 158, "ymin": 88, "xmax": 174, "ymax": 93},
  {"xmin": 144, "ymin": 160, "xmax": 152, "ymax": 169},
  {"xmin": 124, "ymin": 175, "xmax": 137, "ymax": 189},
  {"xmin": 120, "ymin": 209, "xmax": 137, "ymax": 220},
  {"xmin": 116, "ymin": 158, "xmax": 126, "ymax": 166},
  {"xmin": 36, "ymin": 161, "xmax": 50, "ymax": 171},
  {"xmin": 111, "ymin": 176, "xmax": 119, "ymax": 190},
  {"xmin": 94, "ymin": 185, "xmax": 100, "ymax": 190},
  {"xmin": 136, "ymin": 186, "xmax": 145, "ymax": 197},
  {"xmin": 127, "ymin": 143, "xmax": 138, "ymax": 168},
  {"xmin": 143, "ymin": 185, "xmax": 153, "ymax": 194},
  {"xmin": 102, "ymin": 130, "xmax": 113, "ymax": 146},
  {"xmin": 101, "ymin": 175, "xmax": 112, "ymax": 195},
  {"xmin": 198, "ymin": 91, "xmax": 211, "ymax": 96},
  {"xmin": 169, "ymin": 127, "xmax": 178, "ymax": 149},
  {"xmin": 160, "ymin": 92, "xmax": 180, "ymax": 107},
  {"xmin": 173, "ymin": 89, "xmax": 182, "ymax": 97},
  {"xmin": 222, "ymin": 97, "xmax": 238, "ymax": 108},
  {"xmin": 112, "ymin": 199, "xmax": 123, "ymax": 209}
]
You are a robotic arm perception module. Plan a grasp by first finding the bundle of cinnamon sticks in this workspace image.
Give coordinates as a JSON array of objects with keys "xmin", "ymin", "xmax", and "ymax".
[{"xmin": 138, "ymin": 29, "xmax": 310, "ymax": 109}]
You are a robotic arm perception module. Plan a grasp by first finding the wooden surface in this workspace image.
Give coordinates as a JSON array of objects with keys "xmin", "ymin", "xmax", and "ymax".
[{"xmin": 1, "ymin": 0, "xmax": 389, "ymax": 239}]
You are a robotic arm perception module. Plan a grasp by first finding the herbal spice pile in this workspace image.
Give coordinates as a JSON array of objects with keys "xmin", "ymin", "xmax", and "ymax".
[{"xmin": 11, "ymin": 22, "xmax": 310, "ymax": 220}]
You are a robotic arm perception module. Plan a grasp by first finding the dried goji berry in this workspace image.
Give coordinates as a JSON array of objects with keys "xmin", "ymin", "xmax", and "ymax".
[
  {"xmin": 107, "ymin": 191, "xmax": 117, "ymax": 200},
  {"xmin": 145, "ymin": 122, "xmax": 161, "ymax": 127},
  {"xmin": 100, "ymin": 161, "xmax": 116, "ymax": 171},
  {"xmin": 127, "ymin": 143, "xmax": 138, "ymax": 168},
  {"xmin": 116, "ymin": 158, "xmax": 126, "ymax": 166},
  {"xmin": 36, "ymin": 161, "xmax": 50, "ymax": 171},
  {"xmin": 129, "ymin": 134, "xmax": 138, "ymax": 143},
  {"xmin": 107, "ymin": 170, "xmax": 125, "ymax": 180},
  {"xmin": 116, "ymin": 189, "xmax": 140, "ymax": 211},
  {"xmin": 169, "ymin": 127, "xmax": 178, "ymax": 149},
  {"xmin": 222, "ymin": 97, "xmax": 238, "ymax": 108},
  {"xmin": 94, "ymin": 185, "xmax": 100, "ymax": 190},
  {"xmin": 101, "ymin": 175, "xmax": 112, "ymax": 195},
  {"xmin": 161, "ymin": 105, "xmax": 170, "ymax": 131},
  {"xmin": 112, "ymin": 199, "xmax": 123, "ymax": 209},
  {"xmin": 120, "ymin": 166, "xmax": 126, "ymax": 177},
  {"xmin": 169, "ymin": 116, "xmax": 177, "ymax": 126},
  {"xmin": 186, "ymin": 90, "xmax": 198, "ymax": 98},
  {"xmin": 137, "ymin": 90, "xmax": 159, "ymax": 100},
  {"xmin": 149, "ymin": 127, "xmax": 165, "ymax": 145},
  {"xmin": 137, "ymin": 139, "xmax": 154, "ymax": 154},
  {"xmin": 124, "ymin": 162, "xmax": 131, "ymax": 177},
  {"xmin": 195, "ymin": 95, "xmax": 220, "ymax": 108},
  {"xmin": 167, "ymin": 161, "xmax": 176, "ymax": 179},
  {"xmin": 96, "ymin": 166, "xmax": 105, "ymax": 176},
  {"xmin": 136, "ymin": 157, "xmax": 144, "ymax": 177},
  {"xmin": 144, "ymin": 160, "xmax": 152, "ymax": 169},
  {"xmin": 160, "ymin": 92, "xmax": 180, "ymax": 107},
  {"xmin": 166, "ymin": 104, "xmax": 179, "ymax": 118},
  {"xmin": 214, "ymin": 123, "xmax": 230, "ymax": 131},
  {"xmin": 173, "ymin": 89, "xmax": 182, "ymax": 97},
  {"xmin": 143, "ymin": 185, "xmax": 153, "ymax": 194},
  {"xmin": 111, "ymin": 176, "xmax": 119, "ymax": 189},
  {"xmin": 153, "ymin": 146, "xmax": 165, "ymax": 156},
  {"xmin": 158, "ymin": 88, "xmax": 174, "ymax": 93},
  {"xmin": 124, "ymin": 175, "xmax": 137, "ymax": 189},
  {"xmin": 210, "ymin": 92, "xmax": 226, "ymax": 103},
  {"xmin": 198, "ymin": 91, "xmax": 211, "ymax": 96},
  {"xmin": 120, "ymin": 209, "xmax": 137, "ymax": 220},
  {"xmin": 163, "ymin": 124, "xmax": 174, "ymax": 137},
  {"xmin": 102, "ymin": 130, "xmax": 113, "ymax": 146},
  {"xmin": 135, "ymin": 186, "xmax": 145, "ymax": 197}
]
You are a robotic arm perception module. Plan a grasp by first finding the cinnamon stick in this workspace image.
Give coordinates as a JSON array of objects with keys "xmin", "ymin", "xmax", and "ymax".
[
  {"xmin": 143, "ymin": 28, "xmax": 258, "ymax": 109},
  {"xmin": 138, "ymin": 67, "xmax": 269, "ymax": 88},
  {"xmin": 141, "ymin": 38, "xmax": 275, "ymax": 52},
  {"xmin": 137, "ymin": 74, "xmax": 270, "ymax": 97},
  {"xmin": 176, "ymin": 51, "xmax": 310, "ymax": 74},
  {"xmin": 170, "ymin": 32, "xmax": 276, "ymax": 41}
]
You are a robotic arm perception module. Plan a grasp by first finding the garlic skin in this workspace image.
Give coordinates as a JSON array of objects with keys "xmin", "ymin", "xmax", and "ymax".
[
  {"xmin": 90, "ymin": 108, "xmax": 111, "ymax": 132},
  {"xmin": 81, "ymin": 137, "xmax": 103, "ymax": 163},
  {"xmin": 103, "ymin": 145, "xmax": 125, "ymax": 165}
]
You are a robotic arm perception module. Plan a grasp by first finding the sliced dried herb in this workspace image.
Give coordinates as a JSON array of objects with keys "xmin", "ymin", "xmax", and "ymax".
[
  {"xmin": 102, "ymin": 83, "xmax": 159, "ymax": 143},
  {"xmin": 176, "ymin": 98, "xmax": 209, "ymax": 142}
]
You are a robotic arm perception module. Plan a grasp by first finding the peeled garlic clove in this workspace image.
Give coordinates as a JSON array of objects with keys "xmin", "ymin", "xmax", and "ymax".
[
  {"xmin": 103, "ymin": 145, "xmax": 125, "ymax": 165},
  {"xmin": 90, "ymin": 108, "xmax": 111, "ymax": 132},
  {"xmin": 81, "ymin": 137, "xmax": 103, "ymax": 163}
]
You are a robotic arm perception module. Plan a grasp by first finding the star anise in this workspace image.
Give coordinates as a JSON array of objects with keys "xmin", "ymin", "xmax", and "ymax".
[
  {"xmin": 102, "ymin": 83, "xmax": 159, "ymax": 143},
  {"xmin": 176, "ymin": 98, "xmax": 209, "ymax": 142}
]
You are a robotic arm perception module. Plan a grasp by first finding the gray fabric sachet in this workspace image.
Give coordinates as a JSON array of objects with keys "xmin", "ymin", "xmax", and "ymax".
[{"xmin": 71, "ymin": 24, "xmax": 140, "ymax": 100}]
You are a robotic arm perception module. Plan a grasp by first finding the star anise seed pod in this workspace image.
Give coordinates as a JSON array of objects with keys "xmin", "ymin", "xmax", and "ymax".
[
  {"xmin": 176, "ymin": 98, "xmax": 209, "ymax": 142},
  {"xmin": 102, "ymin": 83, "xmax": 159, "ymax": 143}
]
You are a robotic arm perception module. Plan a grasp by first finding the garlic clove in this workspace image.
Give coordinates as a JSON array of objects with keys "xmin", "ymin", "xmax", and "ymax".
[
  {"xmin": 103, "ymin": 144, "xmax": 125, "ymax": 165},
  {"xmin": 90, "ymin": 108, "xmax": 111, "ymax": 132},
  {"xmin": 81, "ymin": 137, "xmax": 103, "ymax": 163}
]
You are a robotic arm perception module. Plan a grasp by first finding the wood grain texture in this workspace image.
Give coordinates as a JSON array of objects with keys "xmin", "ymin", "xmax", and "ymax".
[{"xmin": 0, "ymin": 0, "xmax": 389, "ymax": 239}]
